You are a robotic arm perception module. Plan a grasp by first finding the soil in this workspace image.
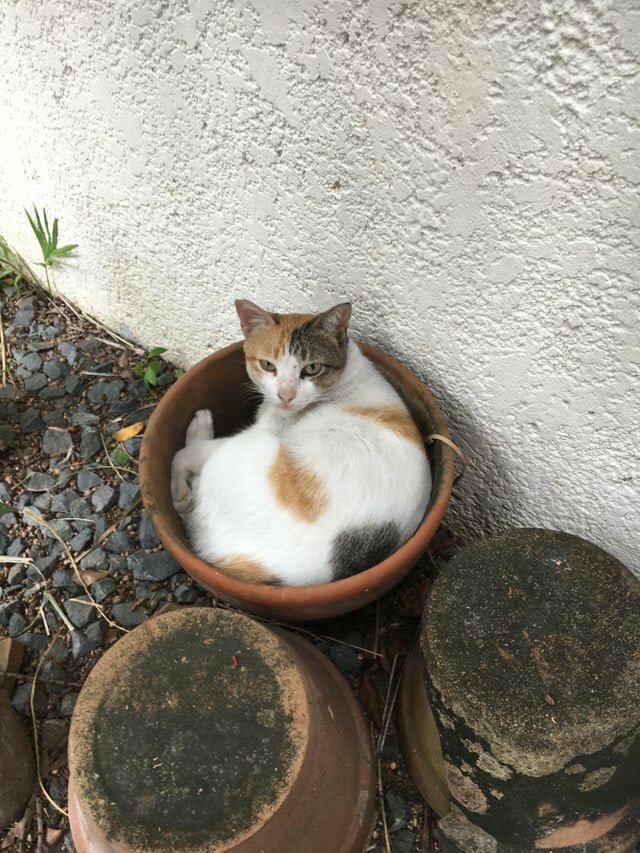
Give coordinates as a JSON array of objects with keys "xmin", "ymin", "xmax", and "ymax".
[{"xmin": 0, "ymin": 281, "xmax": 454, "ymax": 852}]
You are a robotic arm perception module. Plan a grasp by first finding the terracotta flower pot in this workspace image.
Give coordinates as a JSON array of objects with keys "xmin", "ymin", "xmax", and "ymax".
[
  {"xmin": 68, "ymin": 607, "xmax": 376, "ymax": 852},
  {"xmin": 139, "ymin": 340, "xmax": 455, "ymax": 621},
  {"xmin": 398, "ymin": 529, "xmax": 640, "ymax": 852}
]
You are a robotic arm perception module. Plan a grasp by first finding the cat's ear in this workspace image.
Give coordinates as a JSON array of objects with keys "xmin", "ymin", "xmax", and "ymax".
[
  {"xmin": 314, "ymin": 302, "xmax": 352, "ymax": 340},
  {"xmin": 235, "ymin": 300, "xmax": 275, "ymax": 338}
]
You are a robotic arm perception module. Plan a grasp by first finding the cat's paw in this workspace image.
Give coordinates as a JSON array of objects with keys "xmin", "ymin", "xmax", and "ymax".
[
  {"xmin": 186, "ymin": 409, "xmax": 214, "ymax": 444},
  {"xmin": 171, "ymin": 473, "xmax": 194, "ymax": 514}
]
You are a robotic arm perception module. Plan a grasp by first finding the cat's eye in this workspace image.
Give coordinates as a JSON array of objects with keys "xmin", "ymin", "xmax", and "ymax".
[
  {"xmin": 259, "ymin": 359, "xmax": 276, "ymax": 373},
  {"xmin": 302, "ymin": 363, "xmax": 323, "ymax": 377}
]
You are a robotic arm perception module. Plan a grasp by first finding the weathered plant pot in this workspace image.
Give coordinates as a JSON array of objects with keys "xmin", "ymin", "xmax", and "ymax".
[
  {"xmin": 0, "ymin": 689, "xmax": 36, "ymax": 828},
  {"xmin": 139, "ymin": 340, "xmax": 455, "ymax": 621},
  {"xmin": 398, "ymin": 529, "xmax": 640, "ymax": 852},
  {"xmin": 68, "ymin": 607, "xmax": 376, "ymax": 852}
]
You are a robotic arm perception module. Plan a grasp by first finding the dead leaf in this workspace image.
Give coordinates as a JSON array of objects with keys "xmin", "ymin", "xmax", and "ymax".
[
  {"xmin": 113, "ymin": 421, "xmax": 145, "ymax": 443},
  {"xmin": 79, "ymin": 569, "xmax": 110, "ymax": 585}
]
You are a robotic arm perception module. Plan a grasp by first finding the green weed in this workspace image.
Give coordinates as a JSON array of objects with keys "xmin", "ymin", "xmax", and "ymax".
[{"xmin": 134, "ymin": 346, "xmax": 167, "ymax": 392}]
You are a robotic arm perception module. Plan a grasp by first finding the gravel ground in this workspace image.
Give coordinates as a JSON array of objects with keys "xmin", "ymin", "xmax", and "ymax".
[{"xmin": 0, "ymin": 283, "xmax": 453, "ymax": 852}]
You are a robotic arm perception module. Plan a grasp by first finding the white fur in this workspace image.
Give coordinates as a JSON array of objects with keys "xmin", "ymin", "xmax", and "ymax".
[{"xmin": 171, "ymin": 344, "xmax": 431, "ymax": 585}]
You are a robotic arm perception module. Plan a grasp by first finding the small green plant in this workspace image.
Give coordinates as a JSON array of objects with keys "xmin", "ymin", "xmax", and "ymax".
[
  {"xmin": 25, "ymin": 205, "xmax": 78, "ymax": 292},
  {"xmin": 0, "ymin": 235, "xmax": 32, "ymax": 292},
  {"xmin": 135, "ymin": 346, "xmax": 167, "ymax": 391}
]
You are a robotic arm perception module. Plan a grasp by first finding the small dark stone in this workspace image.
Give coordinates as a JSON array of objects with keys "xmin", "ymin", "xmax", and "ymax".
[
  {"xmin": 384, "ymin": 790, "xmax": 409, "ymax": 833},
  {"xmin": 52, "ymin": 569, "xmax": 82, "ymax": 592},
  {"xmin": 43, "ymin": 409, "xmax": 67, "ymax": 427},
  {"xmin": 0, "ymin": 424, "xmax": 15, "ymax": 450},
  {"xmin": 128, "ymin": 550, "xmax": 181, "ymax": 582},
  {"xmin": 379, "ymin": 734, "xmax": 400, "ymax": 760},
  {"xmin": 8, "ymin": 612, "xmax": 27, "ymax": 637},
  {"xmin": 91, "ymin": 577, "xmax": 116, "ymax": 602},
  {"xmin": 22, "ymin": 352, "xmax": 42, "ymax": 372},
  {"xmin": 51, "ymin": 488, "xmax": 79, "ymax": 513},
  {"xmin": 33, "ymin": 493, "xmax": 51, "ymax": 511},
  {"xmin": 138, "ymin": 510, "xmax": 160, "ymax": 548},
  {"xmin": 59, "ymin": 341, "xmax": 77, "ymax": 365},
  {"xmin": 85, "ymin": 620, "xmax": 107, "ymax": 649},
  {"xmin": 80, "ymin": 428, "xmax": 101, "ymax": 460},
  {"xmin": 7, "ymin": 564, "xmax": 26, "ymax": 585},
  {"xmin": 79, "ymin": 549, "xmax": 109, "ymax": 570},
  {"xmin": 39, "ymin": 386, "xmax": 66, "ymax": 400},
  {"xmin": 69, "ymin": 529, "xmax": 93, "ymax": 551},
  {"xmin": 70, "ymin": 630, "xmax": 92, "ymax": 660},
  {"xmin": 0, "ymin": 602, "xmax": 14, "ymax": 626},
  {"xmin": 60, "ymin": 692, "xmax": 79, "ymax": 717},
  {"xmin": 12, "ymin": 682, "xmax": 46, "ymax": 716},
  {"xmin": 105, "ymin": 532, "xmax": 133, "ymax": 554},
  {"xmin": 112, "ymin": 601, "xmax": 147, "ymax": 628},
  {"xmin": 6, "ymin": 538, "xmax": 24, "ymax": 558},
  {"xmin": 43, "ymin": 359, "xmax": 67, "ymax": 379},
  {"xmin": 76, "ymin": 471, "xmax": 104, "ymax": 491},
  {"xmin": 87, "ymin": 380, "xmax": 123, "ymax": 405},
  {"xmin": 135, "ymin": 582, "xmax": 153, "ymax": 600},
  {"xmin": 328, "ymin": 644, "xmax": 362, "ymax": 677},
  {"xmin": 64, "ymin": 375, "xmax": 83, "ymax": 395},
  {"xmin": 174, "ymin": 583, "xmax": 198, "ymax": 604},
  {"xmin": 63, "ymin": 596, "xmax": 95, "ymax": 629},
  {"xmin": 71, "ymin": 411, "xmax": 99, "ymax": 427},
  {"xmin": 49, "ymin": 519, "xmax": 73, "ymax": 541},
  {"xmin": 42, "ymin": 427, "xmax": 73, "ymax": 456},
  {"xmin": 40, "ymin": 660, "xmax": 66, "ymax": 686},
  {"xmin": 33, "ymin": 546, "xmax": 62, "ymax": 578},
  {"xmin": 391, "ymin": 829, "xmax": 415, "ymax": 852},
  {"xmin": 92, "ymin": 516, "xmax": 109, "ymax": 543},
  {"xmin": 27, "ymin": 472, "xmax": 56, "ymax": 491},
  {"xmin": 91, "ymin": 485, "xmax": 116, "ymax": 512},
  {"xmin": 118, "ymin": 482, "xmax": 140, "ymax": 510},
  {"xmin": 108, "ymin": 553, "xmax": 128, "ymax": 573},
  {"xmin": 69, "ymin": 497, "xmax": 93, "ymax": 519},
  {"xmin": 16, "ymin": 632, "xmax": 49, "ymax": 652},
  {"xmin": 20, "ymin": 407, "xmax": 45, "ymax": 433},
  {"xmin": 24, "ymin": 372, "xmax": 48, "ymax": 392}
]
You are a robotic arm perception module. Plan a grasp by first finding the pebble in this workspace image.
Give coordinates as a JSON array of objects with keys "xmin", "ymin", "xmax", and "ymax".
[
  {"xmin": 60, "ymin": 692, "xmax": 79, "ymax": 717},
  {"xmin": 138, "ymin": 510, "xmax": 160, "ymax": 548},
  {"xmin": 91, "ymin": 484, "xmax": 116, "ymax": 512},
  {"xmin": 7, "ymin": 564, "xmax": 27, "ymax": 585},
  {"xmin": 6, "ymin": 538, "xmax": 24, "ymax": 558},
  {"xmin": 174, "ymin": 583, "xmax": 198, "ymax": 604},
  {"xmin": 22, "ymin": 352, "xmax": 42, "ymax": 372},
  {"xmin": 20, "ymin": 407, "xmax": 45, "ymax": 432},
  {"xmin": 49, "ymin": 519, "xmax": 73, "ymax": 541},
  {"xmin": 69, "ymin": 529, "xmax": 94, "ymax": 551},
  {"xmin": 79, "ymin": 548, "xmax": 109, "ymax": 570},
  {"xmin": 24, "ymin": 372, "xmax": 48, "ymax": 392},
  {"xmin": 76, "ymin": 471, "xmax": 104, "ymax": 491},
  {"xmin": 52, "ymin": 569, "xmax": 82, "ymax": 591},
  {"xmin": 391, "ymin": 830, "xmax": 416, "ymax": 852},
  {"xmin": 44, "ymin": 359, "xmax": 66, "ymax": 379},
  {"xmin": 42, "ymin": 427, "xmax": 73, "ymax": 456},
  {"xmin": 59, "ymin": 341, "xmax": 77, "ymax": 364},
  {"xmin": 51, "ymin": 488, "xmax": 79, "ymax": 513},
  {"xmin": 384, "ymin": 790, "xmax": 409, "ymax": 833},
  {"xmin": 63, "ymin": 596, "xmax": 95, "ymax": 628},
  {"xmin": 87, "ymin": 380, "xmax": 123, "ymax": 405},
  {"xmin": 8, "ymin": 612, "xmax": 27, "ymax": 637},
  {"xmin": 27, "ymin": 474, "xmax": 54, "ymax": 495},
  {"xmin": 12, "ymin": 683, "xmax": 46, "ymax": 716},
  {"xmin": 70, "ymin": 497, "xmax": 93, "ymax": 519},
  {"xmin": 328, "ymin": 644, "xmax": 362, "ymax": 677},
  {"xmin": 80, "ymin": 427, "xmax": 102, "ymax": 460},
  {"xmin": 91, "ymin": 576, "xmax": 116, "ymax": 602},
  {"xmin": 118, "ymin": 481, "xmax": 140, "ymax": 509},
  {"xmin": 128, "ymin": 550, "xmax": 181, "ymax": 582},
  {"xmin": 112, "ymin": 601, "xmax": 147, "ymax": 628},
  {"xmin": 71, "ymin": 411, "xmax": 99, "ymax": 427},
  {"xmin": 64, "ymin": 375, "xmax": 83, "ymax": 395},
  {"xmin": 105, "ymin": 531, "xmax": 133, "ymax": 554}
]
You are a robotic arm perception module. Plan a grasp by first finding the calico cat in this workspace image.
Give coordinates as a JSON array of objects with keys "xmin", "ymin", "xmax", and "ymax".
[{"xmin": 170, "ymin": 300, "xmax": 431, "ymax": 586}]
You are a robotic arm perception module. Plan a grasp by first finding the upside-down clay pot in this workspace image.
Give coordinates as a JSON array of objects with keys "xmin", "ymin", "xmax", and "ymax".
[
  {"xmin": 398, "ymin": 529, "xmax": 640, "ymax": 852},
  {"xmin": 139, "ymin": 340, "xmax": 455, "ymax": 621},
  {"xmin": 68, "ymin": 607, "xmax": 376, "ymax": 853}
]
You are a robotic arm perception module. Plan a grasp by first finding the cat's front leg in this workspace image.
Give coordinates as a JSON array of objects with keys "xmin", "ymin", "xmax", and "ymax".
[
  {"xmin": 186, "ymin": 409, "xmax": 214, "ymax": 444},
  {"xmin": 170, "ymin": 441, "xmax": 214, "ymax": 515}
]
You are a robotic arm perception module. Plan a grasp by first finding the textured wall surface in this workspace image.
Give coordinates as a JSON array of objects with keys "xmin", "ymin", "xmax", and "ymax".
[{"xmin": 1, "ymin": 0, "xmax": 638, "ymax": 571}]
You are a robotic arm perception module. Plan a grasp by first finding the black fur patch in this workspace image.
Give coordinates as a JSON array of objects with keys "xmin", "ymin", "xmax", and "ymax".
[{"xmin": 331, "ymin": 522, "xmax": 401, "ymax": 580}]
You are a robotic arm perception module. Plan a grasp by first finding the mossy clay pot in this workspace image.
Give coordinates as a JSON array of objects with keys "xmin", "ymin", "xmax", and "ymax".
[
  {"xmin": 399, "ymin": 529, "xmax": 640, "ymax": 852},
  {"xmin": 139, "ymin": 340, "xmax": 455, "ymax": 621},
  {"xmin": 68, "ymin": 607, "xmax": 376, "ymax": 852}
]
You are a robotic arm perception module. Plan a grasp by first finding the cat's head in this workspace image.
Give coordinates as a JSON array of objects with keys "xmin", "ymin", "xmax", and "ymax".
[{"xmin": 235, "ymin": 300, "xmax": 352, "ymax": 414}]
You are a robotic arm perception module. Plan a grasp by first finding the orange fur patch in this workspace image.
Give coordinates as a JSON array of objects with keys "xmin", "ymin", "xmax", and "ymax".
[
  {"xmin": 347, "ymin": 405, "xmax": 424, "ymax": 448},
  {"xmin": 214, "ymin": 554, "xmax": 273, "ymax": 584},
  {"xmin": 269, "ymin": 445, "xmax": 328, "ymax": 522},
  {"xmin": 244, "ymin": 313, "xmax": 316, "ymax": 362}
]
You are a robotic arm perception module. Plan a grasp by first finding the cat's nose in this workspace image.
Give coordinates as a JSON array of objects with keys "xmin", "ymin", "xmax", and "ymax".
[{"xmin": 278, "ymin": 388, "xmax": 296, "ymax": 405}]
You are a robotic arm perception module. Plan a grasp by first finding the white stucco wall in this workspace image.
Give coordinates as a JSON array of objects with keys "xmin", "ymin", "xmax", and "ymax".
[{"xmin": 1, "ymin": 0, "xmax": 638, "ymax": 572}]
